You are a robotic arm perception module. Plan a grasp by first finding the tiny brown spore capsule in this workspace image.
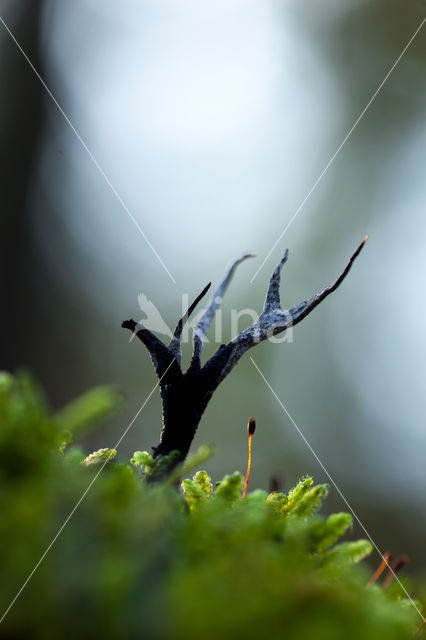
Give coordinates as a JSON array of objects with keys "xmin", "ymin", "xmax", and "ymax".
[{"xmin": 247, "ymin": 417, "xmax": 256, "ymax": 436}]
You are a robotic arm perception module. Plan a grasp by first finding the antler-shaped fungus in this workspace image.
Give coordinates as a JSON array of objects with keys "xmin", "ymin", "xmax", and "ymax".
[{"xmin": 122, "ymin": 238, "xmax": 367, "ymax": 473}]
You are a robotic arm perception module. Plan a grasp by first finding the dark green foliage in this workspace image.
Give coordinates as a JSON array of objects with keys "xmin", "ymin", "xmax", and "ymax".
[{"xmin": 0, "ymin": 371, "xmax": 422, "ymax": 638}]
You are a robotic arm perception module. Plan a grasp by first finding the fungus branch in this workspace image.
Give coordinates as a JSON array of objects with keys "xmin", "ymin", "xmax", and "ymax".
[
  {"xmin": 168, "ymin": 282, "xmax": 211, "ymax": 363},
  {"xmin": 192, "ymin": 253, "xmax": 255, "ymax": 364},
  {"xmin": 122, "ymin": 238, "xmax": 366, "ymax": 471}
]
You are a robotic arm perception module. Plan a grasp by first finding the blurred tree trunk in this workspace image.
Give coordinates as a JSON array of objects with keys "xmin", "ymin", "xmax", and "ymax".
[{"xmin": 0, "ymin": 0, "xmax": 45, "ymax": 369}]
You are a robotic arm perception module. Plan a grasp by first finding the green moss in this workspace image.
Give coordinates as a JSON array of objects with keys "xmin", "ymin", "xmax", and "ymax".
[
  {"xmin": 0, "ymin": 371, "xmax": 422, "ymax": 639},
  {"xmin": 82, "ymin": 448, "xmax": 117, "ymax": 466}
]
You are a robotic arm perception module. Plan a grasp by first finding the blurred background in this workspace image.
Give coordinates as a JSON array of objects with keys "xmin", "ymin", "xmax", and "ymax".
[{"xmin": 0, "ymin": 0, "xmax": 425, "ymax": 573}]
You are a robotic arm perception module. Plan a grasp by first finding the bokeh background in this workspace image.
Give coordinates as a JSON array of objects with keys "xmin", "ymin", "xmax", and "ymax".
[{"xmin": 1, "ymin": 0, "xmax": 425, "ymax": 574}]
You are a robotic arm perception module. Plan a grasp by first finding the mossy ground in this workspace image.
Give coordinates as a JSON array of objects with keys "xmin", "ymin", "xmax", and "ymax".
[{"xmin": 0, "ymin": 371, "xmax": 423, "ymax": 639}]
